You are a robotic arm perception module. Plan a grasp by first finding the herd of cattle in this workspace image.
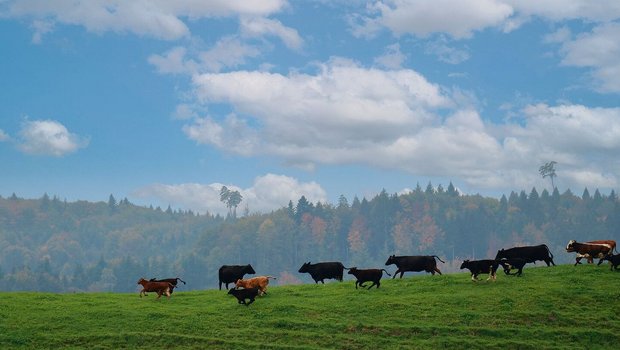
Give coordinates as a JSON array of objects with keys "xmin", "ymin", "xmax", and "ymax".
[{"xmin": 137, "ymin": 239, "xmax": 619, "ymax": 304}]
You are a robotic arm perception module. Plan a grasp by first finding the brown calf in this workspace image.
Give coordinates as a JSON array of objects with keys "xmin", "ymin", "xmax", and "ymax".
[
  {"xmin": 137, "ymin": 278, "xmax": 172, "ymax": 299},
  {"xmin": 235, "ymin": 276, "xmax": 277, "ymax": 296}
]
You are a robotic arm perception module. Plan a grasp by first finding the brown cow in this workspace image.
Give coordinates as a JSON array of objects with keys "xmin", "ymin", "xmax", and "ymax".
[
  {"xmin": 137, "ymin": 278, "xmax": 172, "ymax": 299},
  {"xmin": 566, "ymin": 240, "xmax": 614, "ymax": 266},
  {"xmin": 235, "ymin": 276, "xmax": 277, "ymax": 296}
]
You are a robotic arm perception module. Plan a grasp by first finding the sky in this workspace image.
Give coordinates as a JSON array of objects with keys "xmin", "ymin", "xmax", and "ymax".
[{"xmin": 1, "ymin": 0, "xmax": 620, "ymax": 216}]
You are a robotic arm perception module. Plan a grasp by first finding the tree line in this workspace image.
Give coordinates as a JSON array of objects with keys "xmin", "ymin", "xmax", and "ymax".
[{"xmin": 1, "ymin": 183, "xmax": 618, "ymax": 292}]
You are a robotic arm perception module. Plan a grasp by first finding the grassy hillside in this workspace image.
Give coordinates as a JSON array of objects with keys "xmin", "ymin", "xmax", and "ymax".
[{"xmin": 1, "ymin": 264, "xmax": 619, "ymax": 349}]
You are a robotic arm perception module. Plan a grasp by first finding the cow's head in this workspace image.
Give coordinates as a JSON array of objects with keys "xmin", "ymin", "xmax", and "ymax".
[
  {"xmin": 347, "ymin": 267, "xmax": 358, "ymax": 275},
  {"xmin": 494, "ymin": 249, "xmax": 505, "ymax": 260},
  {"xmin": 459, "ymin": 260, "xmax": 470, "ymax": 269},
  {"xmin": 385, "ymin": 255, "xmax": 396, "ymax": 266},
  {"xmin": 566, "ymin": 240, "xmax": 576, "ymax": 252},
  {"xmin": 245, "ymin": 264, "xmax": 256, "ymax": 274},
  {"xmin": 298, "ymin": 262, "xmax": 311, "ymax": 273}
]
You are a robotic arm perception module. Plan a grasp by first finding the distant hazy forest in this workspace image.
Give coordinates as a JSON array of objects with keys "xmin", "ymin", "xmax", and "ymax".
[{"xmin": 1, "ymin": 183, "xmax": 619, "ymax": 292}]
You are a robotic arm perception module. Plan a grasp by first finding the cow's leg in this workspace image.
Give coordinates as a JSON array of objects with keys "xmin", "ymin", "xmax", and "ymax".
[
  {"xmin": 247, "ymin": 298, "xmax": 254, "ymax": 306},
  {"xmin": 367, "ymin": 281, "xmax": 377, "ymax": 289},
  {"xmin": 355, "ymin": 281, "xmax": 359, "ymax": 289},
  {"xmin": 471, "ymin": 274, "xmax": 477, "ymax": 282},
  {"xmin": 597, "ymin": 258, "xmax": 606, "ymax": 266},
  {"xmin": 393, "ymin": 269, "xmax": 400, "ymax": 279},
  {"xmin": 434, "ymin": 267, "xmax": 442, "ymax": 275},
  {"xmin": 574, "ymin": 257, "xmax": 581, "ymax": 266}
]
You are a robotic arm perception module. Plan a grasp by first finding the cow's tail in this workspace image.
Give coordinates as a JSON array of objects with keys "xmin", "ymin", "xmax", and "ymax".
[
  {"xmin": 176, "ymin": 277, "xmax": 186, "ymax": 285},
  {"xmin": 266, "ymin": 276, "xmax": 277, "ymax": 280},
  {"xmin": 433, "ymin": 255, "xmax": 446, "ymax": 264},
  {"xmin": 341, "ymin": 263, "xmax": 352, "ymax": 270},
  {"xmin": 382, "ymin": 269, "xmax": 392, "ymax": 277},
  {"xmin": 543, "ymin": 244, "xmax": 554, "ymax": 259}
]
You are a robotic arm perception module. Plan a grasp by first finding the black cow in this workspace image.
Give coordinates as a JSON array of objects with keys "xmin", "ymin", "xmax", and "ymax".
[
  {"xmin": 298, "ymin": 261, "xmax": 348, "ymax": 284},
  {"xmin": 497, "ymin": 258, "xmax": 527, "ymax": 276},
  {"xmin": 600, "ymin": 254, "xmax": 620, "ymax": 270},
  {"xmin": 460, "ymin": 259, "xmax": 499, "ymax": 282},
  {"xmin": 228, "ymin": 287, "xmax": 259, "ymax": 306},
  {"xmin": 219, "ymin": 264, "xmax": 256, "ymax": 290},
  {"xmin": 495, "ymin": 244, "xmax": 555, "ymax": 266},
  {"xmin": 347, "ymin": 267, "xmax": 391, "ymax": 289},
  {"xmin": 149, "ymin": 277, "xmax": 186, "ymax": 294},
  {"xmin": 385, "ymin": 255, "xmax": 445, "ymax": 278}
]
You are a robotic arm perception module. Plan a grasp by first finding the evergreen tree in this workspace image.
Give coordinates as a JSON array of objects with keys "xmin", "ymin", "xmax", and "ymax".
[
  {"xmin": 447, "ymin": 182, "xmax": 458, "ymax": 196},
  {"xmin": 582, "ymin": 188, "xmax": 591, "ymax": 201}
]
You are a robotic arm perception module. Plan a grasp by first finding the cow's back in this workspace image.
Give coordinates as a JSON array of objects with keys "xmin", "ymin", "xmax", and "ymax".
[
  {"xmin": 497, "ymin": 245, "xmax": 552, "ymax": 263},
  {"xmin": 315, "ymin": 262, "xmax": 344, "ymax": 276},
  {"xmin": 396, "ymin": 256, "xmax": 436, "ymax": 271},
  {"xmin": 219, "ymin": 265, "xmax": 245, "ymax": 282}
]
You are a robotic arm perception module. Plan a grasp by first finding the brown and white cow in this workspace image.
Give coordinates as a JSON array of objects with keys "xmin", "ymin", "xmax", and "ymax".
[{"xmin": 566, "ymin": 240, "xmax": 614, "ymax": 266}]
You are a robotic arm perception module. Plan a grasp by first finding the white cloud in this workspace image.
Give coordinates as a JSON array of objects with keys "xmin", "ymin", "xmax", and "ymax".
[
  {"xmin": 558, "ymin": 22, "xmax": 620, "ymax": 93},
  {"xmin": 4, "ymin": 0, "xmax": 289, "ymax": 40},
  {"xmin": 356, "ymin": 0, "xmax": 513, "ymax": 39},
  {"xmin": 198, "ymin": 36, "xmax": 262, "ymax": 72},
  {"xmin": 30, "ymin": 19, "xmax": 53, "ymax": 44},
  {"xmin": 240, "ymin": 16, "xmax": 303, "ymax": 50},
  {"xmin": 354, "ymin": 0, "xmax": 620, "ymax": 39},
  {"xmin": 148, "ymin": 46, "xmax": 194, "ymax": 75},
  {"xmin": 149, "ymin": 37, "xmax": 261, "ymax": 75},
  {"xmin": 374, "ymin": 43, "xmax": 406, "ymax": 69},
  {"xmin": 17, "ymin": 119, "xmax": 88, "ymax": 156},
  {"xmin": 543, "ymin": 26, "xmax": 571, "ymax": 44},
  {"xmin": 182, "ymin": 55, "xmax": 620, "ymax": 192},
  {"xmin": 134, "ymin": 173, "xmax": 327, "ymax": 215},
  {"xmin": 425, "ymin": 36, "xmax": 470, "ymax": 64},
  {"xmin": 188, "ymin": 58, "xmax": 450, "ymax": 167},
  {"xmin": 0, "ymin": 129, "xmax": 9, "ymax": 142},
  {"xmin": 506, "ymin": 0, "xmax": 620, "ymax": 23}
]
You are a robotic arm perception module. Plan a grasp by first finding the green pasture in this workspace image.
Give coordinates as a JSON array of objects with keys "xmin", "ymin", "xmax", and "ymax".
[{"xmin": 1, "ymin": 264, "xmax": 619, "ymax": 349}]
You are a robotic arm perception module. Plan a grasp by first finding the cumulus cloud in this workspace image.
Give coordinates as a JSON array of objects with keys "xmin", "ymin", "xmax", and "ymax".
[
  {"xmin": 424, "ymin": 36, "xmax": 470, "ymax": 64},
  {"xmin": 186, "ymin": 58, "xmax": 450, "ymax": 166},
  {"xmin": 354, "ymin": 0, "xmax": 513, "ymax": 39},
  {"xmin": 3, "ymin": 0, "xmax": 288, "ymax": 40},
  {"xmin": 353, "ymin": 0, "xmax": 620, "ymax": 39},
  {"xmin": 558, "ymin": 22, "xmax": 620, "ymax": 93},
  {"xmin": 17, "ymin": 119, "xmax": 88, "ymax": 156},
  {"xmin": 149, "ymin": 37, "xmax": 262, "ymax": 75},
  {"xmin": 374, "ymin": 43, "xmax": 406, "ymax": 69},
  {"xmin": 134, "ymin": 173, "xmax": 327, "ymax": 215},
  {"xmin": 179, "ymin": 54, "xmax": 620, "ymax": 192},
  {"xmin": 240, "ymin": 16, "xmax": 303, "ymax": 50}
]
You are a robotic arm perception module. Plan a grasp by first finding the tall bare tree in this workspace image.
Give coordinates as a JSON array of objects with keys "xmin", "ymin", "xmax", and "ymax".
[{"xmin": 539, "ymin": 161, "xmax": 557, "ymax": 190}]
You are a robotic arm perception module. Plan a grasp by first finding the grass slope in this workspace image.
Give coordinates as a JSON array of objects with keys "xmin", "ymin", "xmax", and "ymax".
[{"xmin": 1, "ymin": 264, "xmax": 619, "ymax": 349}]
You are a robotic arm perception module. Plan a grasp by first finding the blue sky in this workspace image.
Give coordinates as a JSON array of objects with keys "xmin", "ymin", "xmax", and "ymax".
[{"xmin": 1, "ymin": 1, "xmax": 620, "ymax": 215}]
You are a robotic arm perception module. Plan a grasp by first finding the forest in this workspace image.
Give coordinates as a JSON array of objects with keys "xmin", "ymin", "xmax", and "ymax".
[{"xmin": 1, "ymin": 182, "xmax": 619, "ymax": 292}]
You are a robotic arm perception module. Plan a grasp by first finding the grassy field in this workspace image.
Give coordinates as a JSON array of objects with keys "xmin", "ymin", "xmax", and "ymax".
[{"xmin": 1, "ymin": 264, "xmax": 619, "ymax": 349}]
